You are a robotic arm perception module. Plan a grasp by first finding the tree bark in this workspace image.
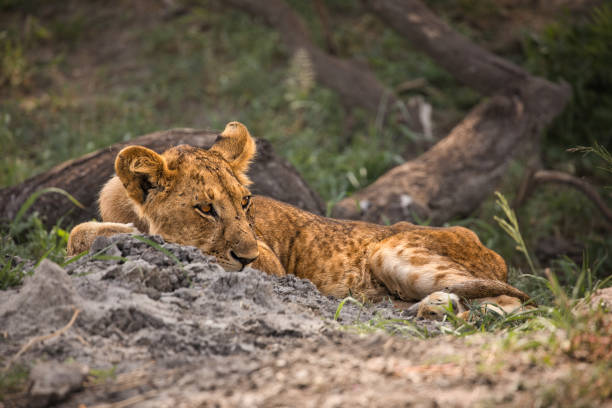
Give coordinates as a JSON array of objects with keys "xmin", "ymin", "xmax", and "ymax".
[
  {"xmin": 332, "ymin": 0, "xmax": 571, "ymax": 224},
  {"xmin": 225, "ymin": 0, "xmax": 398, "ymax": 113},
  {"xmin": 0, "ymin": 129, "xmax": 324, "ymax": 228}
]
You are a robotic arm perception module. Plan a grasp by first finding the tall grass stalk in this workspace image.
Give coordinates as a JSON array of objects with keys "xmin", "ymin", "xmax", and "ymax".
[
  {"xmin": 493, "ymin": 191, "xmax": 538, "ymax": 275},
  {"xmin": 12, "ymin": 187, "xmax": 83, "ymax": 226}
]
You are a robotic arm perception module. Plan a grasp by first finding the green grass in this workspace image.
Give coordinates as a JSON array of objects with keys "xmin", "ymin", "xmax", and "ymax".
[
  {"xmin": 88, "ymin": 365, "xmax": 117, "ymax": 385},
  {"xmin": 0, "ymin": 188, "xmax": 81, "ymax": 289},
  {"xmin": 341, "ymin": 316, "xmax": 431, "ymax": 339},
  {"xmin": 493, "ymin": 191, "xmax": 538, "ymax": 275},
  {"xmin": 132, "ymin": 235, "xmax": 184, "ymax": 268}
]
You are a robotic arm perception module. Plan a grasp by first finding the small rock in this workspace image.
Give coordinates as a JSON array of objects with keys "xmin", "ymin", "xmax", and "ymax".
[
  {"xmin": 90, "ymin": 235, "xmax": 120, "ymax": 258},
  {"xmin": 0, "ymin": 259, "xmax": 80, "ymax": 321},
  {"xmin": 589, "ymin": 287, "xmax": 612, "ymax": 310},
  {"xmin": 29, "ymin": 361, "xmax": 89, "ymax": 407}
]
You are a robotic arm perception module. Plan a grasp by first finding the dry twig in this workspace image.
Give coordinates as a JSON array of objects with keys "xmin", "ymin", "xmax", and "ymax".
[{"xmin": 4, "ymin": 307, "xmax": 81, "ymax": 371}]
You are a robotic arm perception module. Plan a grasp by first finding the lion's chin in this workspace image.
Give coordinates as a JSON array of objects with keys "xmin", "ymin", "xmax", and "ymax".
[{"xmin": 218, "ymin": 262, "xmax": 244, "ymax": 272}]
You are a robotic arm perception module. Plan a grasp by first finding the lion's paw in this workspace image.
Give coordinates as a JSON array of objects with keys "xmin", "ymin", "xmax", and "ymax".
[{"xmin": 415, "ymin": 291, "xmax": 466, "ymax": 320}]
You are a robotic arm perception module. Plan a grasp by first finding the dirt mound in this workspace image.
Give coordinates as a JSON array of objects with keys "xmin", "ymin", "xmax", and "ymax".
[{"xmin": 1, "ymin": 234, "xmax": 439, "ymax": 407}]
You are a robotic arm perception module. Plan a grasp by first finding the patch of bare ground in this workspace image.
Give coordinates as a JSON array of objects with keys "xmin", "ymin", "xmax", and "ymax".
[{"xmin": 48, "ymin": 332, "xmax": 610, "ymax": 407}]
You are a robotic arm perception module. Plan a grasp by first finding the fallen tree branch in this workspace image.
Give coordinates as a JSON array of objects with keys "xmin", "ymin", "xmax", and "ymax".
[
  {"xmin": 332, "ymin": 0, "xmax": 571, "ymax": 224},
  {"xmin": 517, "ymin": 170, "xmax": 612, "ymax": 224}
]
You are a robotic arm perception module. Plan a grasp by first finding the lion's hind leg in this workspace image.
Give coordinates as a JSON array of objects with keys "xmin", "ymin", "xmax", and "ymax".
[
  {"xmin": 67, "ymin": 221, "xmax": 139, "ymax": 256},
  {"xmin": 369, "ymin": 235, "xmax": 531, "ymax": 320},
  {"xmin": 369, "ymin": 239, "xmax": 475, "ymax": 302}
]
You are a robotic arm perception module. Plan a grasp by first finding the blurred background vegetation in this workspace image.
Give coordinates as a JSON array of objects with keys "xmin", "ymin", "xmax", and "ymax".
[{"xmin": 1, "ymin": 0, "xmax": 610, "ymax": 291}]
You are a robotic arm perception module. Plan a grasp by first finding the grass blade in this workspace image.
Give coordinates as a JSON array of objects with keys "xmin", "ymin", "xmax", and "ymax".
[
  {"xmin": 61, "ymin": 250, "xmax": 91, "ymax": 267},
  {"xmin": 14, "ymin": 187, "xmax": 84, "ymax": 225},
  {"xmin": 132, "ymin": 235, "xmax": 183, "ymax": 267},
  {"xmin": 334, "ymin": 296, "xmax": 364, "ymax": 321}
]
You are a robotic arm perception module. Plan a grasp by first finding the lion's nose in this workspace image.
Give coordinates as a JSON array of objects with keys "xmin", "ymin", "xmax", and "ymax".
[{"xmin": 230, "ymin": 250, "xmax": 258, "ymax": 267}]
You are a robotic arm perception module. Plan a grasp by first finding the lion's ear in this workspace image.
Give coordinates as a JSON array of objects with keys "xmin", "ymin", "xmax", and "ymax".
[
  {"xmin": 115, "ymin": 146, "xmax": 172, "ymax": 205},
  {"xmin": 210, "ymin": 121, "xmax": 256, "ymax": 185}
]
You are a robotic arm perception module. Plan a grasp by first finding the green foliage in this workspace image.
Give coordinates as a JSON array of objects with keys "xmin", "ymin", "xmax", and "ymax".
[
  {"xmin": 569, "ymin": 141, "xmax": 612, "ymax": 178},
  {"xmin": 0, "ymin": 188, "xmax": 80, "ymax": 289},
  {"xmin": 13, "ymin": 187, "xmax": 83, "ymax": 225},
  {"xmin": 0, "ymin": 213, "xmax": 69, "ymax": 289},
  {"xmin": 455, "ymin": 157, "xmax": 611, "ymax": 283},
  {"xmin": 0, "ymin": 31, "xmax": 29, "ymax": 87},
  {"xmin": 524, "ymin": 5, "xmax": 612, "ymax": 164},
  {"xmin": 445, "ymin": 306, "xmax": 542, "ymax": 336},
  {"xmin": 442, "ymin": 255, "xmax": 611, "ymax": 336}
]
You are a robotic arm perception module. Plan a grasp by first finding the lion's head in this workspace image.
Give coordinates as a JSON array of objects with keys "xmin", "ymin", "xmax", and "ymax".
[{"xmin": 115, "ymin": 121, "xmax": 259, "ymax": 271}]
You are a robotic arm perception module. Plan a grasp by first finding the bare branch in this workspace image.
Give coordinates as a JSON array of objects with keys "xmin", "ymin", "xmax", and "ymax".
[{"xmin": 522, "ymin": 170, "xmax": 612, "ymax": 224}]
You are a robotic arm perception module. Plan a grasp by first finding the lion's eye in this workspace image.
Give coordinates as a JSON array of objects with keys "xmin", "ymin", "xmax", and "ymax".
[
  {"xmin": 194, "ymin": 203, "xmax": 215, "ymax": 217},
  {"xmin": 241, "ymin": 196, "xmax": 251, "ymax": 209}
]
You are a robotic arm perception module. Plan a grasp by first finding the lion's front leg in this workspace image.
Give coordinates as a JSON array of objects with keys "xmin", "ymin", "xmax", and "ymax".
[
  {"xmin": 252, "ymin": 240, "xmax": 286, "ymax": 277},
  {"xmin": 67, "ymin": 221, "xmax": 139, "ymax": 256}
]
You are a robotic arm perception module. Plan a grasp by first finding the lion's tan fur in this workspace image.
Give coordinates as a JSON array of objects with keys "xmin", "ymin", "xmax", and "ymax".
[{"xmin": 68, "ymin": 121, "xmax": 530, "ymax": 319}]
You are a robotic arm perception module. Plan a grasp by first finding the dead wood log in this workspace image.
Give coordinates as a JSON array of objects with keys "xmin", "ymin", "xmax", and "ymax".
[
  {"xmin": 331, "ymin": 0, "xmax": 571, "ymax": 224},
  {"xmin": 0, "ymin": 129, "xmax": 324, "ymax": 228}
]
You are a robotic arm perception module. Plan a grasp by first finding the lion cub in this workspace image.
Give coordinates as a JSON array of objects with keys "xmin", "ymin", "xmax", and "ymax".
[{"xmin": 68, "ymin": 122, "xmax": 531, "ymax": 319}]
